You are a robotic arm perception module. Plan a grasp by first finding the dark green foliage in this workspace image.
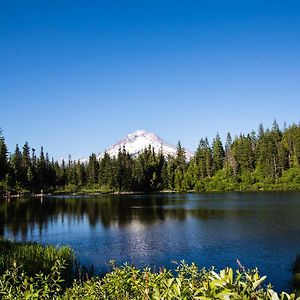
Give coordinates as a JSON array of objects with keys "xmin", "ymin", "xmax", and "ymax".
[
  {"xmin": 116, "ymin": 147, "xmax": 133, "ymax": 191},
  {"xmin": 232, "ymin": 134, "xmax": 255, "ymax": 173},
  {"xmin": 10, "ymin": 144, "xmax": 23, "ymax": 190},
  {"xmin": 1, "ymin": 121, "xmax": 300, "ymax": 194},
  {"xmin": 212, "ymin": 133, "xmax": 225, "ymax": 173},
  {"xmin": 87, "ymin": 153, "xmax": 99, "ymax": 185},
  {"xmin": 194, "ymin": 138, "xmax": 213, "ymax": 179},
  {"xmin": 0, "ymin": 130, "xmax": 9, "ymax": 183}
]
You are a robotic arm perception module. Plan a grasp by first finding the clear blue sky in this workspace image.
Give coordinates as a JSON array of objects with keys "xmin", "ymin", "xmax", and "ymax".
[{"xmin": 1, "ymin": 0, "xmax": 300, "ymax": 160}]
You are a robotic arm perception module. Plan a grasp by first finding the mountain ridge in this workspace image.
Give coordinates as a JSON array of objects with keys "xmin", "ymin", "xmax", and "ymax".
[{"xmin": 95, "ymin": 130, "xmax": 194, "ymax": 161}]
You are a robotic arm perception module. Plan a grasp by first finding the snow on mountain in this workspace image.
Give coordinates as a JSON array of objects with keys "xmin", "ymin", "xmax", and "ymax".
[{"xmin": 96, "ymin": 130, "xmax": 194, "ymax": 160}]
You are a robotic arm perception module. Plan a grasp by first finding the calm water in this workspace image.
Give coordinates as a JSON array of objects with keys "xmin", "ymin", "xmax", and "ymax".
[{"xmin": 1, "ymin": 192, "xmax": 300, "ymax": 292}]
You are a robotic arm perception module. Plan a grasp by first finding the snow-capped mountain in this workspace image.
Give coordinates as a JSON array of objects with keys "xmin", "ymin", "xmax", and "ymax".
[{"xmin": 97, "ymin": 130, "xmax": 194, "ymax": 160}]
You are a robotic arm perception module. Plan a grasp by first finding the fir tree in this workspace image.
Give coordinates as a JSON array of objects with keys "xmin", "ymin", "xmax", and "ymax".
[
  {"xmin": 11, "ymin": 144, "xmax": 23, "ymax": 189},
  {"xmin": 212, "ymin": 134, "xmax": 225, "ymax": 173},
  {"xmin": 0, "ymin": 130, "xmax": 9, "ymax": 181}
]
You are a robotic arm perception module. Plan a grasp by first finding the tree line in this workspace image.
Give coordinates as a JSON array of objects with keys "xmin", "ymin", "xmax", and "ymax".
[{"xmin": 1, "ymin": 121, "xmax": 300, "ymax": 195}]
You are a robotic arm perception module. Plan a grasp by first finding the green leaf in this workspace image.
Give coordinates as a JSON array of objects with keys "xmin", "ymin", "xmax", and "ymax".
[{"xmin": 253, "ymin": 275, "xmax": 267, "ymax": 289}]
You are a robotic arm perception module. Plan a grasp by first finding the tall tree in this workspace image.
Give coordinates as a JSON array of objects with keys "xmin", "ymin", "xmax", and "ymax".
[
  {"xmin": 212, "ymin": 134, "xmax": 225, "ymax": 173},
  {"xmin": 87, "ymin": 153, "xmax": 99, "ymax": 184},
  {"xmin": 21, "ymin": 142, "xmax": 32, "ymax": 188},
  {"xmin": 232, "ymin": 135, "xmax": 255, "ymax": 173},
  {"xmin": 175, "ymin": 141, "xmax": 187, "ymax": 172},
  {"xmin": 0, "ymin": 130, "xmax": 9, "ymax": 181},
  {"xmin": 11, "ymin": 144, "xmax": 23, "ymax": 188}
]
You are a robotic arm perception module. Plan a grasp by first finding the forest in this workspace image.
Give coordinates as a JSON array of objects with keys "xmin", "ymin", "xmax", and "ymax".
[{"xmin": 1, "ymin": 121, "xmax": 300, "ymax": 195}]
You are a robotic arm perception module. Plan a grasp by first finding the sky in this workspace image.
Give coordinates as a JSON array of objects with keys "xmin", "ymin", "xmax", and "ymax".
[{"xmin": 1, "ymin": 0, "xmax": 300, "ymax": 160}]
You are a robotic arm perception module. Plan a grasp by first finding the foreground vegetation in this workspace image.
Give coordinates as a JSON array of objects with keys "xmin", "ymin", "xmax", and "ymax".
[
  {"xmin": 1, "ymin": 121, "xmax": 300, "ymax": 195},
  {"xmin": 1, "ymin": 240, "xmax": 300, "ymax": 299},
  {"xmin": 0, "ymin": 240, "xmax": 75, "ymax": 286}
]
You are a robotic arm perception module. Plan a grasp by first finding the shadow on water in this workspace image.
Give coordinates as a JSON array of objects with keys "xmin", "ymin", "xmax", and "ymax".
[{"xmin": 0, "ymin": 193, "xmax": 255, "ymax": 237}]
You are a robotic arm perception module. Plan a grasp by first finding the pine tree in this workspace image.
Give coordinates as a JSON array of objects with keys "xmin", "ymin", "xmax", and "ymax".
[
  {"xmin": 11, "ymin": 144, "xmax": 23, "ymax": 189},
  {"xmin": 212, "ymin": 134, "xmax": 225, "ymax": 173},
  {"xmin": 224, "ymin": 132, "xmax": 237, "ymax": 174},
  {"xmin": 256, "ymin": 129, "xmax": 277, "ymax": 178},
  {"xmin": 231, "ymin": 134, "xmax": 255, "ymax": 173},
  {"xmin": 155, "ymin": 149, "xmax": 165, "ymax": 190},
  {"xmin": 0, "ymin": 130, "xmax": 9, "ymax": 181},
  {"xmin": 161, "ymin": 161, "xmax": 169, "ymax": 190},
  {"xmin": 175, "ymin": 141, "xmax": 187, "ymax": 172},
  {"xmin": 195, "ymin": 139, "xmax": 207, "ymax": 178},
  {"xmin": 37, "ymin": 147, "xmax": 47, "ymax": 189},
  {"xmin": 166, "ymin": 158, "xmax": 176, "ymax": 190},
  {"xmin": 87, "ymin": 153, "xmax": 99, "ymax": 185},
  {"xmin": 225, "ymin": 132, "xmax": 232, "ymax": 156},
  {"xmin": 75, "ymin": 161, "xmax": 86, "ymax": 185},
  {"xmin": 174, "ymin": 168, "xmax": 184, "ymax": 191},
  {"xmin": 21, "ymin": 142, "xmax": 32, "ymax": 188},
  {"xmin": 99, "ymin": 152, "xmax": 114, "ymax": 188}
]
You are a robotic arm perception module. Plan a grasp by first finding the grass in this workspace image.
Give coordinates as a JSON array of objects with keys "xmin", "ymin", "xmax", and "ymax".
[{"xmin": 0, "ymin": 239, "xmax": 75, "ymax": 285}]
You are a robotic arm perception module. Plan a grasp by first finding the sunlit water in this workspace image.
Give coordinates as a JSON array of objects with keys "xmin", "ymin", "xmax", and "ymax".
[{"xmin": 1, "ymin": 192, "xmax": 300, "ymax": 292}]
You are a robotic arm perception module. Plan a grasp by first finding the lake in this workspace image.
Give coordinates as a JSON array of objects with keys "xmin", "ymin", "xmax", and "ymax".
[{"xmin": 1, "ymin": 192, "xmax": 300, "ymax": 292}]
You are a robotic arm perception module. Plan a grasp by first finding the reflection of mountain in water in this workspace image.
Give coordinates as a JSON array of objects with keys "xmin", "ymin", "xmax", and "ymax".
[{"xmin": 0, "ymin": 194, "xmax": 252, "ymax": 238}]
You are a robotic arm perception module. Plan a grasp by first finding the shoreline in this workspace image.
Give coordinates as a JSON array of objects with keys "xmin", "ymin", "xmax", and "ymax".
[{"xmin": 1, "ymin": 187, "xmax": 300, "ymax": 199}]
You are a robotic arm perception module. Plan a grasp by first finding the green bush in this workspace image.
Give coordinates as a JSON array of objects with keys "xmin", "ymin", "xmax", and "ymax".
[
  {"xmin": 63, "ymin": 261, "xmax": 300, "ymax": 300},
  {"xmin": 1, "ymin": 259, "xmax": 300, "ymax": 299}
]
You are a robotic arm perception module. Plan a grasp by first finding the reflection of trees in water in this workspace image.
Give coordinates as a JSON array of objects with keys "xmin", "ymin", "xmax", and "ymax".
[{"xmin": 0, "ymin": 194, "xmax": 250, "ymax": 237}]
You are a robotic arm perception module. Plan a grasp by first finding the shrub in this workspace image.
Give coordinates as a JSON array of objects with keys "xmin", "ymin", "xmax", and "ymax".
[{"xmin": 63, "ymin": 261, "xmax": 300, "ymax": 300}]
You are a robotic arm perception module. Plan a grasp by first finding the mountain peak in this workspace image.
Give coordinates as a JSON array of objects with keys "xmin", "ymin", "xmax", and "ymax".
[
  {"xmin": 130, "ymin": 129, "xmax": 148, "ymax": 136},
  {"xmin": 125, "ymin": 130, "xmax": 159, "ymax": 142},
  {"xmin": 97, "ymin": 130, "xmax": 194, "ymax": 160}
]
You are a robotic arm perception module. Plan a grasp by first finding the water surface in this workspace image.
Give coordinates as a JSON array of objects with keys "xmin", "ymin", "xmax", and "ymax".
[{"xmin": 1, "ymin": 192, "xmax": 300, "ymax": 292}]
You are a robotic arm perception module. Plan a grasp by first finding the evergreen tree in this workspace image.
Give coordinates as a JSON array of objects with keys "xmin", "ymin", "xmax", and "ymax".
[
  {"xmin": 195, "ymin": 139, "xmax": 207, "ymax": 178},
  {"xmin": 30, "ymin": 148, "xmax": 38, "ymax": 191},
  {"xmin": 98, "ymin": 152, "xmax": 115, "ymax": 189},
  {"xmin": 115, "ymin": 146, "xmax": 133, "ymax": 191},
  {"xmin": 11, "ymin": 144, "xmax": 23, "ymax": 189},
  {"xmin": 87, "ymin": 153, "xmax": 99, "ymax": 184},
  {"xmin": 212, "ymin": 134, "xmax": 225, "ymax": 173},
  {"xmin": 225, "ymin": 133, "xmax": 232, "ymax": 156},
  {"xmin": 37, "ymin": 147, "xmax": 47, "ymax": 189},
  {"xmin": 258, "ymin": 123, "xmax": 264, "ymax": 138},
  {"xmin": 75, "ymin": 161, "xmax": 86, "ymax": 185},
  {"xmin": 0, "ymin": 130, "xmax": 9, "ymax": 181},
  {"xmin": 174, "ymin": 168, "xmax": 184, "ymax": 191},
  {"xmin": 21, "ymin": 142, "xmax": 31, "ymax": 188},
  {"xmin": 55, "ymin": 159, "xmax": 67, "ymax": 186},
  {"xmin": 155, "ymin": 149, "xmax": 166, "ymax": 190},
  {"xmin": 175, "ymin": 141, "xmax": 187, "ymax": 172},
  {"xmin": 224, "ymin": 132, "xmax": 237, "ymax": 174},
  {"xmin": 232, "ymin": 135, "xmax": 255, "ymax": 173},
  {"xmin": 256, "ymin": 129, "xmax": 278, "ymax": 178},
  {"xmin": 166, "ymin": 157, "xmax": 176, "ymax": 190}
]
